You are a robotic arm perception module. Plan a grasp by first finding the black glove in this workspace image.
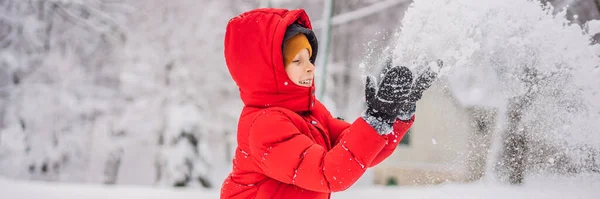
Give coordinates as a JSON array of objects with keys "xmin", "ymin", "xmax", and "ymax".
[
  {"xmin": 396, "ymin": 60, "xmax": 442, "ymax": 120},
  {"xmin": 408, "ymin": 60, "xmax": 442, "ymax": 102},
  {"xmin": 363, "ymin": 66, "xmax": 413, "ymax": 134}
]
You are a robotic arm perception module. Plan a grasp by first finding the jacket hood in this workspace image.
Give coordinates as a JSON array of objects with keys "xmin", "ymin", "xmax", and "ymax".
[{"xmin": 224, "ymin": 8, "xmax": 318, "ymax": 112}]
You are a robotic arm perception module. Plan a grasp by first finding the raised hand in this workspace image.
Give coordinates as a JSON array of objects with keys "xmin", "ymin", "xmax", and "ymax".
[
  {"xmin": 396, "ymin": 59, "xmax": 443, "ymax": 120},
  {"xmin": 408, "ymin": 60, "xmax": 442, "ymax": 102},
  {"xmin": 364, "ymin": 66, "xmax": 413, "ymax": 134}
]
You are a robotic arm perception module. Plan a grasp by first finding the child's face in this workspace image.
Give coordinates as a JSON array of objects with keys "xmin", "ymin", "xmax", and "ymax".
[{"xmin": 285, "ymin": 48, "xmax": 314, "ymax": 87}]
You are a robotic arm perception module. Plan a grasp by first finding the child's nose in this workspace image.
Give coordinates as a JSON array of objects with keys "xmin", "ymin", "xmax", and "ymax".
[{"xmin": 306, "ymin": 63, "xmax": 315, "ymax": 73}]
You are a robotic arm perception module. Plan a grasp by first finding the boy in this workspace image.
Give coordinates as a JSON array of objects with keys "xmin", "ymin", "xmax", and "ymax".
[{"xmin": 221, "ymin": 8, "xmax": 434, "ymax": 199}]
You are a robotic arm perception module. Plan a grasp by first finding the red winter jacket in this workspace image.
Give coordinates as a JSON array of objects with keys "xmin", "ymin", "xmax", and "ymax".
[{"xmin": 221, "ymin": 8, "xmax": 414, "ymax": 199}]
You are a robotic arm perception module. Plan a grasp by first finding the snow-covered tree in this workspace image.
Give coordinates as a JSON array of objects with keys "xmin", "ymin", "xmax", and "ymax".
[
  {"xmin": 115, "ymin": 0, "xmax": 247, "ymax": 187},
  {"xmin": 0, "ymin": 0, "xmax": 128, "ymax": 182},
  {"xmin": 1, "ymin": 0, "xmax": 247, "ymax": 187}
]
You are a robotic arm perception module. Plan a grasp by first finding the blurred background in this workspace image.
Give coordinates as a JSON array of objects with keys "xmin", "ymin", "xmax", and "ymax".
[{"xmin": 1, "ymin": 0, "xmax": 600, "ymax": 196}]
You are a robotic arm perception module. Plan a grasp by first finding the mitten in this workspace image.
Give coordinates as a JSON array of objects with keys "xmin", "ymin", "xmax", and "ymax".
[
  {"xmin": 363, "ymin": 66, "xmax": 413, "ymax": 134},
  {"xmin": 397, "ymin": 60, "xmax": 443, "ymax": 120}
]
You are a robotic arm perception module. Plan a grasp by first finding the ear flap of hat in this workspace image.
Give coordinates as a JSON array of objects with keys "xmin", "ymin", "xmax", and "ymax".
[{"xmin": 283, "ymin": 23, "xmax": 319, "ymax": 64}]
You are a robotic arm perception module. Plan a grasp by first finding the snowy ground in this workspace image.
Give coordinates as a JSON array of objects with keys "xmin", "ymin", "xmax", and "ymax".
[{"xmin": 2, "ymin": 173, "xmax": 599, "ymax": 198}]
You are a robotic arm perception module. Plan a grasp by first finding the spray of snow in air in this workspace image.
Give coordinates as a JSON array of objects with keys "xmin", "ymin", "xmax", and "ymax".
[{"xmin": 362, "ymin": 0, "xmax": 600, "ymax": 181}]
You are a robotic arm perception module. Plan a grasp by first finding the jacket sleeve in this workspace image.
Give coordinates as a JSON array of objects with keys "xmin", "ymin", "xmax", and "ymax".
[
  {"xmin": 329, "ymin": 116, "xmax": 414, "ymax": 168},
  {"xmin": 368, "ymin": 116, "xmax": 414, "ymax": 167},
  {"xmin": 248, "ymin": 110, "xmax": 387, "ymax": 193},
  {"xmin": 326, "ymin": 116, "xmax": 351, "ymax": 144}
]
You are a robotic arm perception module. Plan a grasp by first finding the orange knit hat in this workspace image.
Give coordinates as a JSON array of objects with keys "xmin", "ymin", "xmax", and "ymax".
[{"xmin": 283, "ymin": 33, "xmax": 313, "ymax": 67}]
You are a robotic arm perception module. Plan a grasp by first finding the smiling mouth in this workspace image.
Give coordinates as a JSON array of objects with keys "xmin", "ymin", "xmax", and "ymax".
[{"xmin": 299, "ymin": 79, "xmax": 312, "ymax": 85}]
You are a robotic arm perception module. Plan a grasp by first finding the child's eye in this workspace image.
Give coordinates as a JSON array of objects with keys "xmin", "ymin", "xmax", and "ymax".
[{"xmin": 292, "ymin": 60, "xmax": 300, "ymax": 63}]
